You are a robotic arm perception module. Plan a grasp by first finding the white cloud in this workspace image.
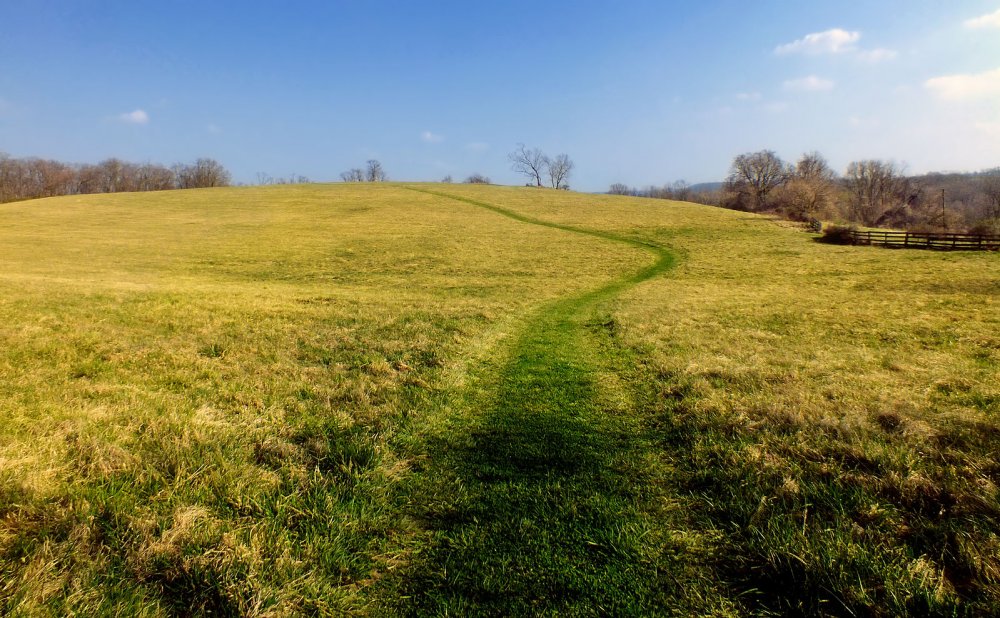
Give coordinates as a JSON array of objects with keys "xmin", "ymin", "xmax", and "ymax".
[
  {"xmin": 736, "ymin": 92, "xmax": 762, "ymax": 101},
  {"xmin": 464, "ymin": 142, "xmax": 489, "ymax": 152},
  {"xmin": 775, "ymin": 29, "xmax": 896, "ymax": 62},
  {"xmin": 421, "ymin": 130, "xmax": 444, "ymax": 143},
  {"xmin": 776, "ymin": 28, "xmax": 860, "ymax": 55},
  {"xmin": 925, "ymin": 67, "xmax": 1000, "ymax": 101},
  {"xmin": 965, "ymin": 8, "xmax": 1000, "ymax": 29},
  {"xmin": 857, "ymin": 48, "xmax": 898, "ymax": 63},
  {"xmin": 119, "ymin": 109, "xmax": 149, "ymax": 125},
  {"xmin": 783, "ymin": 76, "xmax": 835, "ymax": 92}
]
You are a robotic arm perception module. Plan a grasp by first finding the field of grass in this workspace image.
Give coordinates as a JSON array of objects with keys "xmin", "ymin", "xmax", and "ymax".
[{"xmin": 1, "ymin": 183, "xmax": 997, "ymax": 615}]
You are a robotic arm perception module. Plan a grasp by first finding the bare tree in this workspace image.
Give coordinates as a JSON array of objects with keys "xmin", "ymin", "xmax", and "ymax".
[
  {"xmin": 441, "ymin": 175, "xmax": 453, "ymax": 183},
  {"xmin": 508, "ymin": 144, "xmax": 548, "ymax": 187},
  {"xmin": 844, "ymin": 159, "xmax": 908, "ymax": 226},
  {"xmin": 135, "ymin": 163, "xmax": 175, "ymax": 192},
  {"xmin": 608, "ymin": 183, "xmax": 634, "ymax": 196},
  {"xmin": 796, "ymin": 151, "xmax": 835, "ymax": 182},
  {"xmin": 981, "ymin": 168, "xmax": 1000, "ymax": 220},
  {"xmin": 340, "ymin": 168, "xmax": 365, "ymax": 182},
  {"xmin": 365, "ymin": 160, "xmax": 387, "ymax": 182},
  {"xmin": 547, "ymin": 153, "xmax": 573, "ymax": 189},
  {"xmin": 174, "ymin": 158, "xmax": 231, "ymax": 189},
  {"xmin": 670, "ymin": 180, "xmax": 692, "ymax": 201},
  {"xmin": 464, "ymin": 173, "xmax": 491, "ymax": 184},
  {"xmin": 773, "ymin": 152, "xmax": 839, "ymax": 220},
  {"xmin": 725, "ymin": 150, "xmax": 789, "ymax": 211}
]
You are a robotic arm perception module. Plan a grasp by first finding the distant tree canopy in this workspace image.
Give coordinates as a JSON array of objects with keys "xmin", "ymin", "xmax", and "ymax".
[
  {"xmin": 0, "ymin": 153, "xmax": 230, "ymax": 203},
  {"xmin": 464, "ymin": 173, "xmax": 491, "ymax": 184}
]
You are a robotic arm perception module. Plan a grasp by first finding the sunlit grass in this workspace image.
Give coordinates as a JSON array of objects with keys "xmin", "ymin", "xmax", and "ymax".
[
  {"xmin": 0, "ymin": 184, "xmax": 646, "ymax": 615},
  {"xmin": 1, "ymin": 183, "xmax": 997, "ymax": 615},
  {"xmin": 439, "ymin": 184, "xmax": 1000, "ymax": 614}
]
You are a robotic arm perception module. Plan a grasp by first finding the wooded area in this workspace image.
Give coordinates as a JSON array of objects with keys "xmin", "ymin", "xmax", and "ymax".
[
  {"xmin": 610, "ymin": 152, "xmax": 1000, "ymax": 235},
  {"xmin": 0, "ymin": 154, "xmax": 231, "ymax": 203}
]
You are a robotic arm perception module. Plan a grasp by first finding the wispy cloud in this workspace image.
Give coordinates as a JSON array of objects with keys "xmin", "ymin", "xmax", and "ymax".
[
  {"xmin": 857, "ymin": 48, "xmax": 898, "ymax": 63},
  {"xmin": 118, "ymin": 109, "xmax": 149, "ymax": 125},
  {"xmin": 783, "ymin": 76, "xmax": 835, "ymax": 92},
  {"xmin": 925, "ymin": 67, "xmax": 1000, "ymax": 101},
  {"xmin": 775, "ymin": 28, "xmax": 895, "ymax": 63},
  {"xmin": 776, "ymin": 28, "xmax": 859, "ymax": 55},
  {"xmin": 735, "ymin": 92, "xmax": 762, "ymax": 102},
  {"xmin": 421, "ymin": 130, "xmax": 444, "ymax": 143},
  {"xmin": 964, "ymin": 8, "xmax": 1000, "ymax": 29}
]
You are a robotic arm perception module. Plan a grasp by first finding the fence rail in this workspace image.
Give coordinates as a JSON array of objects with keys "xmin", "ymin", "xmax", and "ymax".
[{"xmin": 848, "ymin": 230, "xmax": 1000, "ymax": 251}]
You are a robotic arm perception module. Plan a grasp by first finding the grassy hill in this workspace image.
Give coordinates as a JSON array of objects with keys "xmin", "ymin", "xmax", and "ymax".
[{"xmin": 1, "ymin": 184, "xmax": 997, "ymax": 615}]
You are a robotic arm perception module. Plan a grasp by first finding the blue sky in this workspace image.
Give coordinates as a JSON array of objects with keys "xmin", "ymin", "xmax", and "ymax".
[{"xmin": 2, "ymin": 0, "xmax": 999, "ymax": 190}]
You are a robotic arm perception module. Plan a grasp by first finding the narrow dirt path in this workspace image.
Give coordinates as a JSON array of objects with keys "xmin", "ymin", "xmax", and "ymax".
[{"xmin": 380, "ymin": 188, "xmax": 681, "ymax": 614}]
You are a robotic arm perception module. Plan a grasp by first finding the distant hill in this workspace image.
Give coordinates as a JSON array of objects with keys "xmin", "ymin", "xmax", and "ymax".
[{"xmin": 689, "ymin": 182, "xmax": 723, "ymax": 194}]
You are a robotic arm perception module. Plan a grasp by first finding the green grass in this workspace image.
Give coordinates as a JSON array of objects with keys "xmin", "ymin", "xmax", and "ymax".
[{"xmin": 1, "ymin": 183, "xmax": 998, "ymax": 615}]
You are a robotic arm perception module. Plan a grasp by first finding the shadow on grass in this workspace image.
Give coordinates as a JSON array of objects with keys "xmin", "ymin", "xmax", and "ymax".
[{"xmin": 392, "ymin": 317, "xmax": 672, "ymax": 616}]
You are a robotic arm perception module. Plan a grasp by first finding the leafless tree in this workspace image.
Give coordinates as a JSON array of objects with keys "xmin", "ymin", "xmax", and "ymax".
[
  {"xmin": 844, "ymin": 159, "xmax": 908, "ymax": 226},
  {"xmin": 608, "ymin": 183, "xmax": 634, "ymax": 196},
  {"xmin": 773, "ymin": 152, "xmax": 839, "ymax": 220},
  {"xmin": 670, "ymin": 180, "xmax": 692, "ymax": 201},
  {"xmin": 981, "ymin": 168, "xmax": 1000, "ymax": 220},
  {"xmin": 547, "ymin": 153, "xmax": 573, "ymax": 189},
  {"xmin": 366, "ymin": 160, "xmax": 387, "ymax": 182},
  {"xmin": 441, "ymin": 175, "xmax": 453, "ymax": 183},
  {"xmin": 796, "ymin": 151, "xmax": 835, "ymax": 182},
  {"xmin": 340, "ymin": 168, "xmax": 365, "ymax": 182},
  {"xmin": 174, "ymin": 158, "xmax": 231, "ymax": 189},
  {"xmin": 508, "ymin": 144, "xmax": 548, "ymax": 187},
  {"xmin": 464, "ymin": 173, "xmax": 491, "ymax": 184},
  {"xmin": 725, "ymin": 150, "xmax": 789, "ymax": 211}
]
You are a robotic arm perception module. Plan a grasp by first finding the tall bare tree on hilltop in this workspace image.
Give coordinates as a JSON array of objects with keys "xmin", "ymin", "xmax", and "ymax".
[
  {"xmin": 548, "ymin": 154, "xmax": 574, "ymax": 189},
  {"xmin": 366, "ymin": 160, "xmax": 387, "ymax": 182},
  {"xmin": 509, "ymin": 144, "xmax": 548, "ymax": 187}
]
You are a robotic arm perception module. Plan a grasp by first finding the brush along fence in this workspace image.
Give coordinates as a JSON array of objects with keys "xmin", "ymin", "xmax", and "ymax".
[{"xmin": 848, "ymin": 230, "xmax": 1000, "ymax": 251}]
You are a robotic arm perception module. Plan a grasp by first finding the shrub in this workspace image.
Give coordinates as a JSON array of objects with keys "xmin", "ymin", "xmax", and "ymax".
[
  {"xmin": 818, "ymin": 224, "xmax": 857, "ymax": 245},
  {"xmin": 968, "ymin": 218, "xmax": 1000, "ymax": 236}
]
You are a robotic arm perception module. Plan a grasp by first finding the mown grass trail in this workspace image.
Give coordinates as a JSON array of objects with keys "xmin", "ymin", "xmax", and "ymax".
[{"xmin": 377, "ymin": 189, "xmax": 696, "ymax": 614}]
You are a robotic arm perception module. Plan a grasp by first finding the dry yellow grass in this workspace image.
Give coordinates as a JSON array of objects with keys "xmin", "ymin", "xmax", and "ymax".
[{"xmin": 1, "ymin": 182, "xmax": 997, "ymax": 614}]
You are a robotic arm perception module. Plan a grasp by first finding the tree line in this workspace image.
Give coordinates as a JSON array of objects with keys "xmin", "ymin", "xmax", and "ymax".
[
  {"xmin": 610, "ymin": 151, "xmax": 1000, "ymax": 234},
  {"xmin": 0, "ymin": 154, "xmax": 231, "ymax": 203}
]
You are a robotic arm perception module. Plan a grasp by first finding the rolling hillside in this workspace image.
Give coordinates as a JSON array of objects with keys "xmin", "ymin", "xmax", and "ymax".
[{"xmin": 1, "ymin": 184, "xmax": 998, "ymax": 615}]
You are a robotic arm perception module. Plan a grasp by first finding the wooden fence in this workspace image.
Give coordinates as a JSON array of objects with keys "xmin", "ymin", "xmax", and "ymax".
[{"xmin": 848, "ymin": 230, "xmax": 1000, "ymax": 251}]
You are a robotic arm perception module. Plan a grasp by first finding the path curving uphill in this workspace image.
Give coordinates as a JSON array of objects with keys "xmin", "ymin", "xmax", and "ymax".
[{"xmin": 380, "ymin": 188, "xmax": 683, "ymax": 614}]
